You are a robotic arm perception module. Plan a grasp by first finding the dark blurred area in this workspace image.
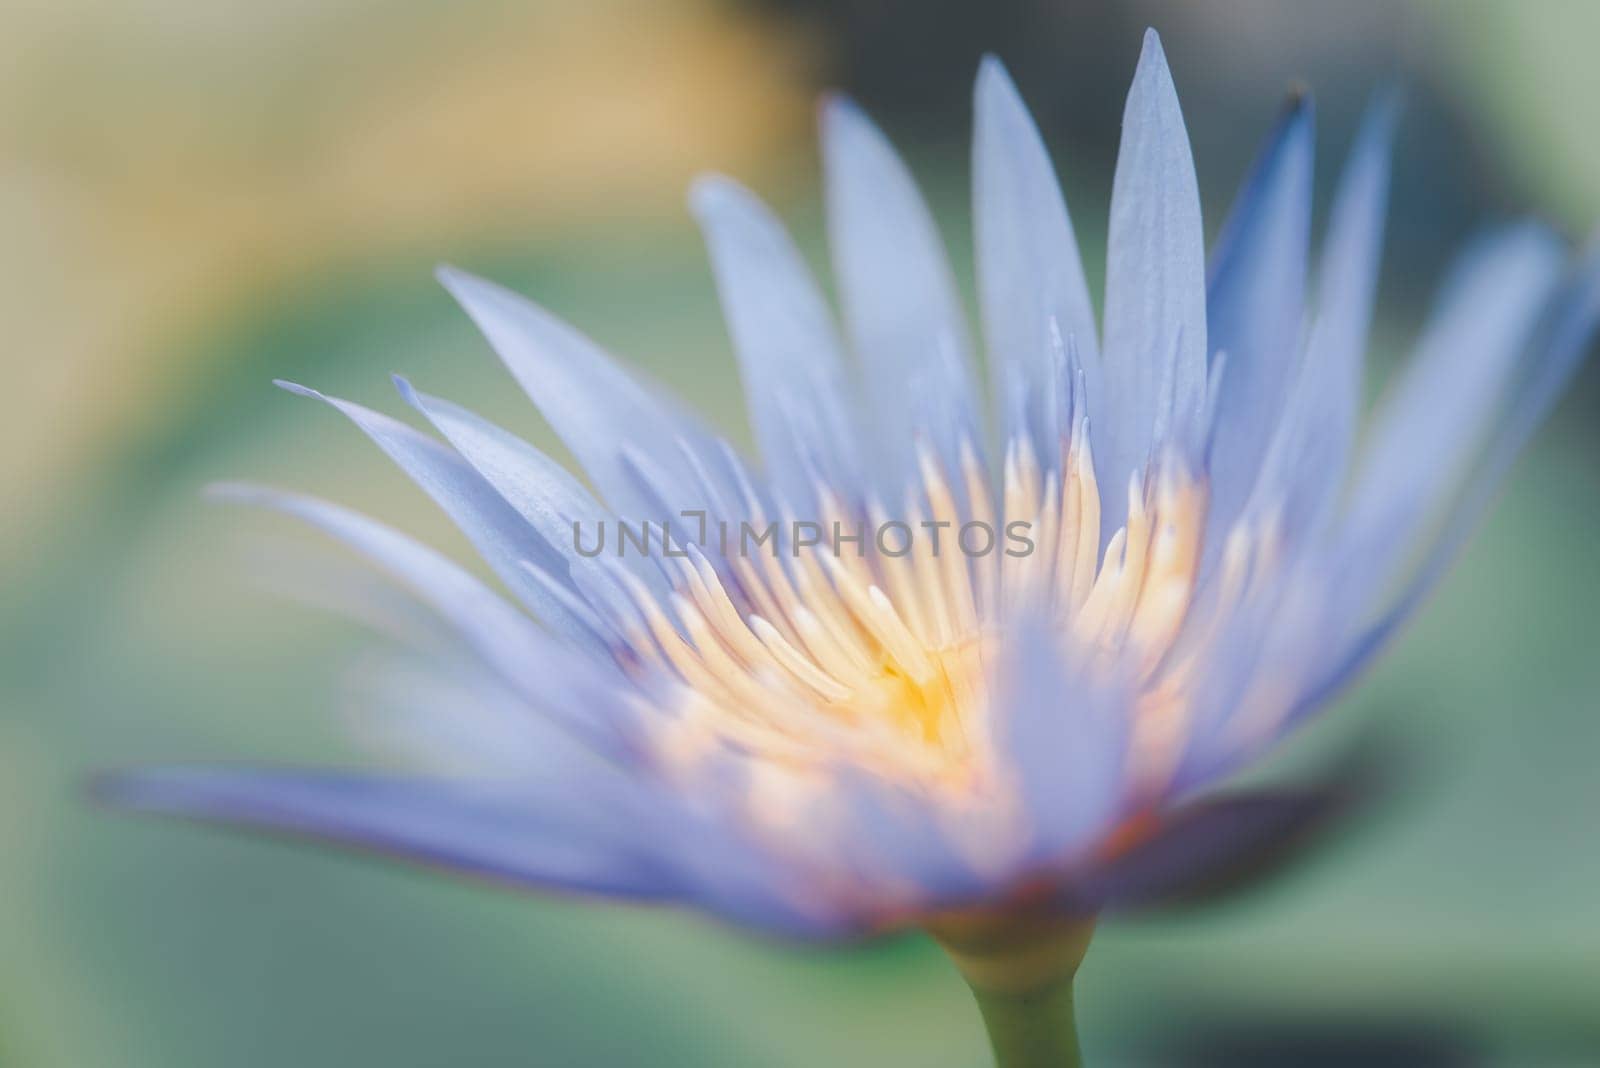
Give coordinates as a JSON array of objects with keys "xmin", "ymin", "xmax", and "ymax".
[{"xmin": 5, "ymin": 0, "xmax": 1600, "ymax": 1065}]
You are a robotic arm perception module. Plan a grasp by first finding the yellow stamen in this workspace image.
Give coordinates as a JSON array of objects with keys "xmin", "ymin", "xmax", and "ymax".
[{"xmin": 619, "ymin": 436, "xmax": 1246, "ymax": 812}]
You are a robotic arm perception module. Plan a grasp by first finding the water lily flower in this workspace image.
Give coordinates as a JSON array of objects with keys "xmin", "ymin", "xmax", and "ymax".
[{"xmin": 100, "ymin": 29, "xmax": 1600, "ymax": 1067}]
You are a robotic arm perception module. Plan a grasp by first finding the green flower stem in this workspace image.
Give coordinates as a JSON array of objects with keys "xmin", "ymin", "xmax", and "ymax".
[
  {"xmin": 965, "ymin": 972, "xmax": 1081, "ymax": 1068},
  {"xmin": 931, "ymin": 912, "xmax": 1095, "ymax": 1068}
]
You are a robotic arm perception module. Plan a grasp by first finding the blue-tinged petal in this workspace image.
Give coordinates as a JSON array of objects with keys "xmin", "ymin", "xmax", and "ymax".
[
  {"xmin": 1171, "ymin": 564, "xmax": 1334, "ymax": 789},
  {"xmin": 1301, "ymin": 240, "xmax": 1600, "ymax": 719},
  {"xmin": 1101, "ymin": 29, "xmax": 1208, "ymax": 521},
  {"xmin": 1204, "ymin": 93, "xmax": 1314, "ymax": 538},
  {"xmin": 241, "ymin": 537, "xmax": 468, "ymax": 656},
  {"xmin": 1487, "ymin": 239, "xmax": 1600, "ymax": 469},
  {"xmin": 208, "ymin": 484, "xmax": 633, "ymax": 753},
  {"xmin": 973, "ymin": 56, "xmax": 1101, "ymax": 462},
  {"xmin": 390, "ymin": 377, "xmax": 657, "ymax": 612},
  {"xmin": 275, "ymin": 382, "xmax": 596, "ymax": 646},
  {"xmin": 343, "ymin": 653, "xmax": 584, "ymax": 778},
  {"xmin": 394, "ymin": 377, "xmax": 606, "ymax": 536},
  {"xmin": 1341, "ymin": 223, "xmax": 1564, "ymax": 588},
  {"xmin": 435, "ymin": 267, "xmax": 732, "ymax": 520},
  {"xmin": 98, "ymin": 762, "xmax": 858, "ymax": 938},
  {"xmin": 94, "ymin": 766, "xmax": 681, "ymax": 898},
  {"xmin": 822, "ymin": 95, "xmax": 982, "ymax": 493},
  {"xmin": 689, "ymin": 175, "xmax": 863, "ymax": 511},
  {"xmin": 817, "ymin": 773, "xmax": 993, "ymax": 914},
  {"xmin": 995, "ymin": 614, "xmax": 1128, "ymax": 861},
  {"xmin": 1251, "ymin": 94, "xmax": 1398, "ymax": 546}
]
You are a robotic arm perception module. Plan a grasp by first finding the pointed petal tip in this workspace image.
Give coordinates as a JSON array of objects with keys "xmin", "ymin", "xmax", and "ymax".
[
  {"xmin": 687, "ymin": 172, "xmax": 749, "ymax": 221},
  {"xmin": 974, "ymin": 54, "xmax": 1032, "ymax": 130},
  {"xmin": 1344, "ymin": 88, "xmax": 1403, "ymax": 168},
  {"xmin": 817, "ymin": 88, "xmax": 851, "ymax": 115},
  {"xmin": 974, "ymin": 52, "xmax": 1013, "ymax": 95},
  {"xmin": 1127, "ymin": 27, "xmax": 1179, "ymax": 111},
  {"xmin": 1140, "ymin": 26, "xmax": 1165, "ymax": 60},
  {"xmin": 434, "ymin": 262, "xmax": 469, "ymax": 288},
  {"xmin": 87, "ymin": 768, "xmax": 139, "ymax": 810},
  {"xmin": 1345, "ymin": 90, "xmax": 1402, "ymax": 168},
  {"xmin": 434, "ymin": 263, "xmax": 498, "ymax": 306},
  {"xmin": 272, "ymin": 378, "xmax": 321, "ymax": 400},
  {"xmin": 1266, "ymin": 88, "xmax": 1316, "ymax": 161},
  {"xmin": 89, "ymin": 767, "xmax": 192, "ymax": 813},
  {"xmin": 391, "ymin": 373, "xmax": 421, "ymax": 407},
  {"xmin": 202, "ymin": 480, "xmax": 278, "ymax": 507},
  {"xmin": 1370, "ymin": 83, "xmax": 1405, "ymax": 124},
  {"xmin": 1282, "ymin": 81, "xmax": 1315, "ymax": 121},
  {"xmin": 818, "ymin": 91, "xmax": 869, "ymax": 139}
]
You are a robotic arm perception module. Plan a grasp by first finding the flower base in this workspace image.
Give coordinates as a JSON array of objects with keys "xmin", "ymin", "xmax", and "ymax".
[{"xmin": 930, "ymin": 910, "xmax": 1095, "ymax": 1068}]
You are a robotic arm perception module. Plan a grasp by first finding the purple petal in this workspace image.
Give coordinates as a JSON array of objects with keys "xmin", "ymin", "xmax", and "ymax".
[{"xmin": 1070, "ymin": 777, "xmax": 1370, "ymax": 912}]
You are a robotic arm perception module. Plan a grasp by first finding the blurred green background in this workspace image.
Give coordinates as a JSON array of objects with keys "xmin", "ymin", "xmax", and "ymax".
[{"xmin": 5, "ymin": 0, "xmax": 1600, "ymax": 1064}]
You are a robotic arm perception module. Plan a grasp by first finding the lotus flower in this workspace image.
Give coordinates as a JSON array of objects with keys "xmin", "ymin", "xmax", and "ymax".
[{"xmin": 100, "ymin": 29, "xmax": 1600, "ymax": 1066}]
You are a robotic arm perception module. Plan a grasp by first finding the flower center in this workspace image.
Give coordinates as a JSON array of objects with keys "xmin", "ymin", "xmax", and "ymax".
[{"xmin": 609, "ymin": 430, "xmax": 1247, "ymax": 807}]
